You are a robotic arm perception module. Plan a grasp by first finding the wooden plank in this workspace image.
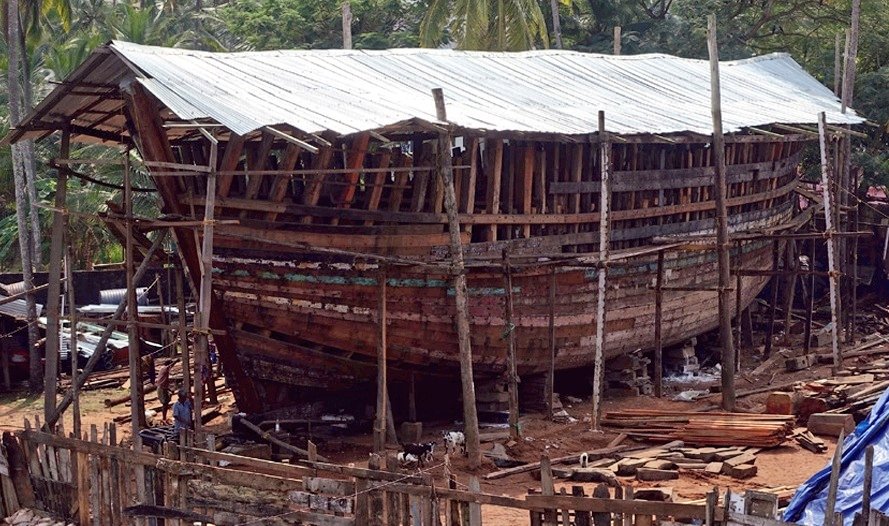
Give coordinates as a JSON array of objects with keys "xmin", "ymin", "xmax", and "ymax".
[
  {"xmin": 215, "ymin": 134, "xmax": 246, "ymax": 198},
  {"xmin": 524, "ymin": 495, "xmax": 711, "ymax": 520},
  {"xmin": 365, "ymin": 151, "xmax": 392, "ymax": 225},
  {"xmin": 592, "ymin": 111, "xmax": 611, "ymax": 428},
  {"xmin": 335, "ymin": 132, "xmax": 372, "ymax": 213},
  {"xmin": 484, "ymin": 139, "xmax": 503, "ymax": 241}
]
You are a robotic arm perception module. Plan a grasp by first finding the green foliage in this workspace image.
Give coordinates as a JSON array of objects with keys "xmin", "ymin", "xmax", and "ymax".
[
  {"xmin": 220, "ymin": 0, "xmax": 418, "ymax": 50},
  {"xmin": 419, "ymin": 0, "xmax": 549, "ymax": 51}
]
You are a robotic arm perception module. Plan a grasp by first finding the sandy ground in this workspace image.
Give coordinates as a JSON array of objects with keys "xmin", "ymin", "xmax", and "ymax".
[{"xmin": 0, "ymin": 340, "xmax": 858, "ymax": 525}]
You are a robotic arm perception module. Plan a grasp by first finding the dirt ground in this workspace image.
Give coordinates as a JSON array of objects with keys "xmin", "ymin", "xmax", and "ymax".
[{"xmin": 0, "ymin": 335, "xmax": 864, "ymax": 525}]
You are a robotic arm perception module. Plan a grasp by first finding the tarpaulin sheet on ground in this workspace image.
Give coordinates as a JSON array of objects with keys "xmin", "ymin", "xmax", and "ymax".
[{"xmin": 784, "ymin": 387, "xmax": 889, "ymax": 525}]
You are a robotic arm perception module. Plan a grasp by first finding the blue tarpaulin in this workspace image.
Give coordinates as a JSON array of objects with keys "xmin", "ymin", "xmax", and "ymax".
[{"xmin": 784, "ymin": 386, "xmax": 889, "ymax": 525}]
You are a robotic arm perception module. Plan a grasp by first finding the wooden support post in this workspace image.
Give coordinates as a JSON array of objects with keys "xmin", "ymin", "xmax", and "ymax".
[
  {"xmin": 547, "ymin": 266, "xmax": 556, "ymax": 420},
  {"xmin": 484, "ymin": 139, "xmax": 503, "ymax": 242},
  {"xmin": 374, "ymin": 265, "xmax": 388, "ymax": 453},
  {"xmin": 783, "ymin": 240, "xmax": 799, "ymax": 342},
  {"xmin": 65, "ymin": 248, "xmax": 81, "ymax": 438},
  {"xmin": 708, "ymin": 14, "xmax": 737, "ymax": 411},
  {"xmin": 540, "ymin": 456, "xmax": 557, "ymax": 525},
  {"xmin": 804, "ymin": 239, "xmax": 816, "ymax": 354},
  {"xmin": 592, "ymin": 111, "xmax": 611, "ymax": 429},
  {"xmin": 818, "ymin": 112, "xmax": 842, "ymax": 371},
  {"xmin": 862, "ymin": 444, "xmax": 874, "ymax": 519},
  {"xmin": 613, "ymin": 26, "xmax": 621, "ymax": 55},
  {"xmin": 550, "ymin": 0, "xmax": 563, "ymax": 49},
  {"xmin": 654, "ymin": 249, "xmax": 664, "ymax": 398},
  {"xmin": 764, "ymin": 240, "xmax": 780, "ymax": 358},
  {"xmin": 851, "ymin": 200, "xmax": 859, "ymax": 343},
  {"xmin": 195, "ymin": 139, "xmax": 219, "ymax": 440},
  {"xmin": 432, "ymin": 88, "xmax": 481, "ymax": 467},
  {"xmin": 176, "ymin": 265, "xmax": 189, "ymax": 397},
  {"xmin": 734, "ymin": 240, "xmax": 742, "ymax": 361},
  {"xmin": 502, "ymin": 250, "xmax": 520, "ymax": 438},
  {"xmin": 825, "ymin": 429, "xmax": 846, "ymax": 526},
  {"xmin": 125, "ymin": 150, "xmax": 146, "ymax": 433},
  {"xmin": 44, "ymin": 129, "xmax": 71, "ymax": 427},
  {"xmin": 342, "ymin": 1, "xmax": 352, "ymax": 49}
]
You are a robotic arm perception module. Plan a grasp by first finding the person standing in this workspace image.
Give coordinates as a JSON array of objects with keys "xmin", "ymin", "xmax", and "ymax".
[
  {"xmin": 172, "ymin": 388, "xmax": 193, "ymax": 433},
  {"xmin": 156, "ymin": 359, "xmax": 173, "ymax": 423}
]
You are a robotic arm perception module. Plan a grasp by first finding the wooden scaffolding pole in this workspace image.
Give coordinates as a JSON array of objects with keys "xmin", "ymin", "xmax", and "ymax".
[
  {"xmin": 707, "ymin": 14, "xmax": 736, "ymax": 411},
  {"xmin": 591, "ymin": 110, "xmax": 611, "ymax": 430},
  {"xmin": 373, "ymin": 265, "xmax": 388, "ymax": 453},
  {"xmin": 44, "ymin": 128, "xmax": 70, "ymax": 426},
  {"xmin": 613, "ymin": 26, "xmax": 622, "ymax": 55},
  {"xmin": 432, "ymin": 88, "xmax": 481, "ymax": 467},
  {"xmin": 654, "ymin": 249, "xmax": 664, "ymax": 398},
  {"xmin": 764, "ymin": 240, "xmax": 780, "ymax": 358},
  {"xmin": 176, "ymin": 265, "xmax": 190, "ymax": 397},
  {"xmin": 546, "ymin": 266, "xmax": 556, "ymax": 420},
  {"xmin": 195, "ymin": 138, "xmax": 219, "ymax": 439},
  {"xmin": 818, "ymin": 112, "xmax": 842, "ymax": 372},
  {"xmin": 64, "ymin": 247, "xmax": 81, "ymax": 438},
  {"xmin": 125, "ymin": 150, "xmax": 146, "ymax": 433},
  {"xmin": 502, "ymin": 250, "xmax": 520, "ymax": 437}
]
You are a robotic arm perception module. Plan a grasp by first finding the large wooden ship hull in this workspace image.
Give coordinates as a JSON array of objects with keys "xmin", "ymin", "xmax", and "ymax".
[
  {"xmin": 10, "ymin": 43, "xmax": 856, "ymax": 413},
  {"xmin": 166, "ymin": 131, "xmax": 804, "ymax": 408}
]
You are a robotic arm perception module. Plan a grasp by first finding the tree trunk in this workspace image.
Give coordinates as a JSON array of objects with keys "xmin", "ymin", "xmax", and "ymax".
[
  {"xmin": 7, "ymin": 0, "xmax": 41, "ymax": 392},
  {"xmin": 550, "ymin": 0, "xmax": 563, "ymax": 49}
]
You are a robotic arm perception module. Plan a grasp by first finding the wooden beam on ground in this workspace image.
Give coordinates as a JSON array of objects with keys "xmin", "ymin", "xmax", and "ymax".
[
  {"xmin": 708, "ymin": 15, "xmax": 736, "ymax": 412},
  {"xmin": 592, "ymin": 111, "xmax": 611, "ymax": 430},
  {"xmin": 433, "ymin": 87, "xmax": 481, "ymax": 467}
]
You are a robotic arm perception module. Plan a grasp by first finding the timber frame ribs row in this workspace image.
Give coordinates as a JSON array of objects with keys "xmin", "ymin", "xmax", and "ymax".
[{"xmin": 116, "ymin": 80, "xmax": 808, "ymax": 410}]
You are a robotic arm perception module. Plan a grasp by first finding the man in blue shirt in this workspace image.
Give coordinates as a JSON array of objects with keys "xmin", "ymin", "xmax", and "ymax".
[{"xmin": 172, "ymin": 388, "xmax": 193, "ymax": 433}]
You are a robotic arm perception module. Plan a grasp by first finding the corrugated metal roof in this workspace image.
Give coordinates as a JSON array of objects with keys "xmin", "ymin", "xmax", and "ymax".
[
  {"xmin": 0, "ymin": 297, "xmax": 44, "ymax": 320},
  {"xmin": 111, "ymin": 41, "xmax": 861, "ymax": 137}
]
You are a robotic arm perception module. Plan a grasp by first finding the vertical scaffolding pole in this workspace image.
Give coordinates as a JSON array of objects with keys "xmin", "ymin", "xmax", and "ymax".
[
  {"xmin": 818, "ymin": 112, "xmax": 842, "ymax": 372},
  {"xmin": 44, "ymin": 128, "xmax": 70, "ymax": 426},
  {"xmin": 547, "ymin": 266, "xmax": 556, "ymax": 420},
  {"xmin": 195, "ymin": 135, "xmax": 219, "ymax": 440},
  {"xmin": 176, "ymin": 264, "xmax": 190, "ymax": 397},
  {"xmin": 373, "ymin": 265, "xmax": 388, "ymax": 453},
  {"xmin": 432, "ymin": 87, "xmax": 481, "ymax": 467},
  {"xmin": 65, "ymin": 248, "xmax": 81, "ymax": 438},
  {"xmin": 654, "ymin": 249, "xmax": 664, "ymax": 398},
  {"xmin": 125, "ymin": 149, "xmax": 146, "ymax": 433},
  {"xmin": 502, "ymin": 249, "xmax": 520, "ymax": 437},
  {"xmin": 707, "ymin": 14, "xmax": 736, "ymax": 411},
  {"xmin": 592, "ymin": 110, "xmax": 611, "ymax": 429},
  {"xmin": 613, "ymin": 27, "xmax": 622, "ymax": 55}
]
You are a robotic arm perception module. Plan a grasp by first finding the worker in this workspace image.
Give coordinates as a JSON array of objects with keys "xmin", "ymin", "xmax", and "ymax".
[
  {"xmin": 142, "ymin": 353, "xmax": 155, "ymax": 385},
  {"xmin": 172, "ymin": 388, "xmax": 193, "ymax": 433},
  {"xmin": 156, "ymin": 359, "xmax": 173, "ymax": 423}
]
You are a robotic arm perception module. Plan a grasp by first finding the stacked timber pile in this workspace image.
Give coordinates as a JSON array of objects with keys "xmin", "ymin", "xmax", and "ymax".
[
  {"xmin": 602, "ymin": 410, "xmax": 794, "ymax": 447},
  {"xmin": 604, "ymin": 350, "xmax": 652, "ymax": 397}
]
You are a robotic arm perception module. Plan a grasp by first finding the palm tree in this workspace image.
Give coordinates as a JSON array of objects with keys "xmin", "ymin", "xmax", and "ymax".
[{"xmin": 420, "ymin": 0, "xmax": 549, "ymax": 51}]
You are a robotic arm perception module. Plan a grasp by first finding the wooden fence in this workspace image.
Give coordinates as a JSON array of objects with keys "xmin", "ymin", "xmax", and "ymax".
[{"xmin": 0, "ymin": 424, "xmax": 831, "ymax": 525}]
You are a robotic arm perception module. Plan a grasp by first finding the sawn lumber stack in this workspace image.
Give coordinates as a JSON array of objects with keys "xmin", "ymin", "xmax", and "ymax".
[{"xmin": 602, "ymin": 410, "xmax": 795, "ymax": 447}]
